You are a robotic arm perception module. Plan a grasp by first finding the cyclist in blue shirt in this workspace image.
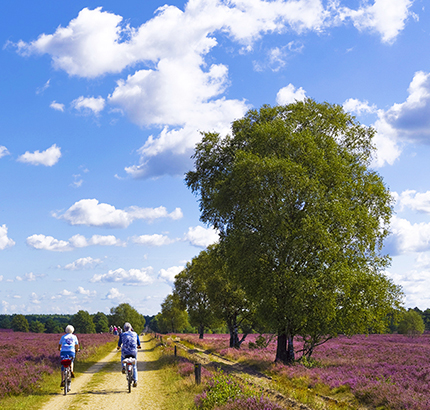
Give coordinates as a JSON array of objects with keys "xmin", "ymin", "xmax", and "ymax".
[
  {"xmin": 59, "ymin": 325, "xmax": 79, "ymax": 387},
  {"xmin": 117, "ymin": 322, "xmax": 141, "ymax": 387}
]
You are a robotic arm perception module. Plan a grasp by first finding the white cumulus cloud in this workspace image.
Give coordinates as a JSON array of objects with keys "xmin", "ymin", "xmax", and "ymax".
[
  {"xmin": 343, "ymin": 98, "xmax": 377, "ymax": 115},
  {"xmin": 184, "ymin": 226, "xmax": 219, "ymax": 248},
  {"xmin": 131, "ymin": 234, "xmax": 175, "ymax": 246},
  {"xmin": 91, "ymin": 267, "xmax": 154, "ymax": 284},
  {"xmin": 72, "ymin": 96, "xmax": 105, "ymax": 115},
  {"xmin": 27, "ymin": 233, "xmax": 124, "ymax": 251},
  {"xmin": 0, "ymin": 225, "xmax": 15, "ymax": 250},
  {"xmin": 26, "ymin": 234, "xmax": 72, "ymax": 252},
  {"xmin": 0, "ymin": 146, "xmax": 10, "ymax": 158},
  {"xmin": 14, "ymin": 2, "xmax": 414, "ymax": 178},
  {"xmin": 17, "ymin": 144, "xmax": 61, "ymax": 166},
  {"xmin": 158, "ymin": 265, "xmax": 183, "ymax": 283},
  {"xmin": 105, "ymin": 287, "xmax": 125, "ymax": 300},
  {"xmin": 276, "ymin": 83, "xmax": 307, "ymax": 105},
  {"xmin": 339, "ymin": 0, "xmax": 414, "ymax": 44},
  {"xmin": 77, "ymin": 286, "xmax": 96, "ymax": 297},
  {"xmin": 385, "ymin": 215, "xmax": 430, "ymax": 255},
  {"xmin": 63, "ymin": 257, "xmax": 103, "ymax": 270},
  {"xmin": 50, "ymin": 101, "xmax": 65, "ymax": 111},
  {"xmin": 54, "ymin": 199, "xmax": 182, "ymax": 228}
]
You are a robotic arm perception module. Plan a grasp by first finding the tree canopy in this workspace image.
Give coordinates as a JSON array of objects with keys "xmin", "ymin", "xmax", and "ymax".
[
  {"xmin": 186, "ymin": 100, "xmax": 403, "ymax": 364},
  {"xmin": 71, "ymin": 310, "xmax": 96, "ymax": 334},
  {"xmin": 109, "ymin": 303, "xmax": 146, "ymax": 334},
  {"xmin": 398, "ymin": 310, "xmax": 425, "ymax": 336}
]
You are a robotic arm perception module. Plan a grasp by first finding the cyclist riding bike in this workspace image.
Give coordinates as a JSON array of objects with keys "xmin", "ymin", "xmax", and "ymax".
[
  {"xmin": 117, "ymin": 322, "xmax": 141, "ymax": 387},
  {"xmin": 59, "ymin": 325, "xmax": 79, "ymax": 387}
]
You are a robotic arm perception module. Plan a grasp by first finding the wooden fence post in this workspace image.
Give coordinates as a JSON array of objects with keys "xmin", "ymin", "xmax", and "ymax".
[
  {"xmin": 194, "ymin": 363, "xmax": 201, "ymax": 385},
  {"xmin": 174, "ymin": 345, "xmax": 177, "ymax": 356}
]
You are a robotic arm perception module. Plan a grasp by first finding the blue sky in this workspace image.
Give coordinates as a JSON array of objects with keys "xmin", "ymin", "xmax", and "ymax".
[{"xmin": 1, "ymin": 0, "xmax": 429, "ymax": 316}]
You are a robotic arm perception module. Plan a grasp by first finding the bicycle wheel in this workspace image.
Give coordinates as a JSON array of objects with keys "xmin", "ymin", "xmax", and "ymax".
[
  {"xmin": 127, "ymin": 366, "xmax": 132, "ymax": 393},
  {"xmin": 64, "ymin": 368, "xmax": 68, "ymax": 396}
]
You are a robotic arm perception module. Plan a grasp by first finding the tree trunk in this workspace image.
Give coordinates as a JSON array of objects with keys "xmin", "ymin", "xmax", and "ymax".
[
  {"xmin": 275, "ymin": 331, "xmax": 295, "ymax": 364},
  {"xmin": 228, "ymin": 316, "xmax": 240, "ymax": 348},
  {"xmin": 198, "ymin": 324, "xmax": 204, "ymax": 339}
]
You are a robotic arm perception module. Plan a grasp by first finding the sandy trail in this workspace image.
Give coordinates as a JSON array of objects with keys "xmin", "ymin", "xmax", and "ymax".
[{"xmin": 41, "ymin": 335, "xmax": 165, "ymax": 410}]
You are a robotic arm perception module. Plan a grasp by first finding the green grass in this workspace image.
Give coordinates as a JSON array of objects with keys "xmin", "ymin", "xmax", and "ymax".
[
  {"xmin": 146, "ymin": 338, "xmax": 205, "ymax": 409},
  {"xmin": 0, "ymin": 340, "xmax": 117, "ymax": 410}
]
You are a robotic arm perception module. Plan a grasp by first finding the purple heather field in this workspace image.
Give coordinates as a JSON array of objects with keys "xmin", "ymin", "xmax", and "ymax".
[
  {"xmin": 178, "ymin": 333, "xmax": 430, "ymax": 410},
  {"xmin": 0, "ymin": 330, "xmax": 114, "ymax": 397}
]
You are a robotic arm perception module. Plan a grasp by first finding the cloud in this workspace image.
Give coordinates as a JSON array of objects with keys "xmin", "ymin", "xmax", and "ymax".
[
  {"xmin": 343, "ymin": 98, "xmax": 377, "ymax": 115},
  {"xmin": 0, "ymin": 146, "xmax": 10, "ymax": 158},
  {"xmin": 91, "ymin": 267, "xmax": 154, "ymax": 284},
  {"xmin": 383, "ymin": 71, "xmax": 430, "ymax": 143},
  {"xmin": 63, "ymin": 256, "xmax": 103, "ymax": 270},
  {"xmin": 105, "ymin": 287, "xmax": 125, "ymax": 300},
  {"xmin": 54, "ymin": 199, "xmax": 182, "ymax": 228},
  {"xmin": 276, "ymin": 83, "xmax": 307, "ymax": 105},
  {"xmin": 345, "ymin": 72, "xmax": 430, "ymax": 168},
  {"xmin": 36, "ymin": 79, "xmax": 50, "ymax": 94},
  {"xmin": 26, "ymin": 233, "xmax": 124, "ymax": 251},
  {"xmin": 17, "ymin": 144, "xmax": 61, "ymax": 166},
  {"xmin": 72, "ymin": 96, "xmax": 105, "ymax": 115},
  {"xmin": 15, "ymin": 272, "xmax": 37, "ymax": 282},
  {"xmin": 77, "ymin": 286, "xmax": 96, "ymax": 297},
  {"xmin": 158, "ymin": 265, "xmax": 183, "ymax": 283},
  {"xmin": 30, "ymin": 292, "xmax": 41, "ymax": 304},
  {"xmin": 26, "ymin": 234, "xmax": 72, "ymax": 251},
  {"xmin": 385, "ymin": 215, "xmax": 430, "ymax": 255},
  {"xmin": 0, "ymin": 225, "xmax": 15, "ymax": 250},
  {"xmin": 50, "ymin": 101, "xmax": 65, "ymax": 112},
  {"xmin": 131, "ymin": 234, "xmax": 175, "ymax": 246},
  {"xmin": 394, "ymin": 190, "xmax": 430, "ymax": 214},
  {"xmin": 14, "ymin": 3, "xmax": 414, "ymax": 177},
  {"xmin": 346, "ymin": 0, "xmax": 414, "ymax": 44},
  {"xmin": 184, "ymin": 226, "xmax": 219, "ymax": 248}
]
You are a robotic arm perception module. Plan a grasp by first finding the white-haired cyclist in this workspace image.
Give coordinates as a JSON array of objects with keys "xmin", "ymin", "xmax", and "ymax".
[
  {"xmin": 58, "ymin": 325, "xmax": 79, "ymax": 387},
  {"xmin": 117, "ymin": 322, "xmax": 141, "ymax": 387}
]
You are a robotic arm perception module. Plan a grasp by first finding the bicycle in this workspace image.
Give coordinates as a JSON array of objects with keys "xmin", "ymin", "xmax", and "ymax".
[
  {"xmin": 123, "ymin": 356, "xmax": 136, "ymax": 393},
  {"xmin": 60, "ymin": 356, "xmax": 73, "ymax": 395}
]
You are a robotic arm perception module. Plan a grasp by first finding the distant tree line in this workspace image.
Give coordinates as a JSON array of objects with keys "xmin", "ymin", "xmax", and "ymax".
[{"xmin": 0, "ymin": 303, "xmax": 148, "ymax": 334}]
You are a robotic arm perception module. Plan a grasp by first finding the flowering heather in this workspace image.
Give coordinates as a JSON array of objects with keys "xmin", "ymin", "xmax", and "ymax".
[
  {"xmin": 194, "ymin": 370, "xmax": 283, "ymax": 410},
  {"xmin": 214, "ymin": 396, "xmax": 286, "ymax": 410},
  {"xmin": 0, "ymin": 332, "xmax": 114, "ymax": 397},
  {"xmin": 177, "ymin": 333, "xmax": 430, "ymax": 410}
]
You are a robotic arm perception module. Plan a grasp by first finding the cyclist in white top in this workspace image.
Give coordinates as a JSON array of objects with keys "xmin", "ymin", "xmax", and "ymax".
[{"xmin": 59, "ymin": 325, "xmax": 79, "ymax": 387}]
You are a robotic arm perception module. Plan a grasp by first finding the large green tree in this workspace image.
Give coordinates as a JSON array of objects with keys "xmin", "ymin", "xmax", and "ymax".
[
  {"xmin": 109, "ymin": 303, "xmax": 145, "ymax": 334},
  {"xmin": 71, "ymin": 310, "xmax": 96, "ymax": 334},
  {"xmin": 174, "ymin": 254, "xmax": 219, "ymax": 339},
  {"xmin": 186, "ymin": 100, "xmax": 403, "ymax": 364}
]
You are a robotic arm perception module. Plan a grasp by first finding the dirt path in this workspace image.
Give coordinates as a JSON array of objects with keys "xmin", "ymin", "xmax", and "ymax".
[{"xmin": 41, "ymin": 335, "xmax": 166, "ymax": 410}]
